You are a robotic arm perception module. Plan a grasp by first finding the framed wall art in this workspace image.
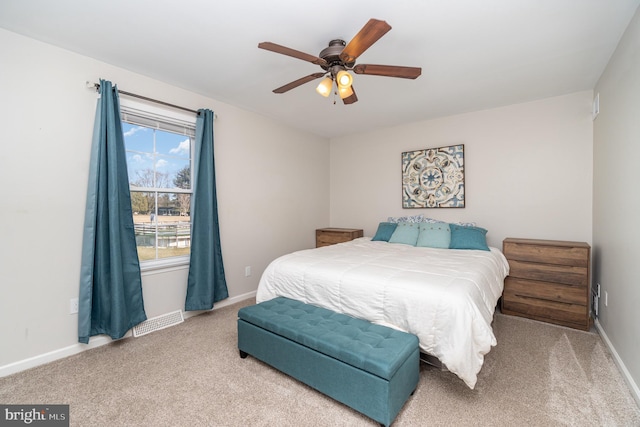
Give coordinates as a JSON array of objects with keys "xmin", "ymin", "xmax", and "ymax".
[{"xmin": 402, "ymin": 144, "xmax": 465, "ymax": 208}]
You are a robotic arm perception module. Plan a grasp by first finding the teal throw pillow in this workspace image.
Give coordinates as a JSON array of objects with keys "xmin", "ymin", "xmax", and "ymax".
[
  {"xmin": 416, "ymin": 223, "xmax": 451, "ymax": 249},
  {"xmin": 371, "ymin": 222, "xmax": 398, "ymax": 242},
  {"xmin": 388, "ymin": 222, "xmax": 420, "ymax": 246},
  {"xmin": 449, "ymin": 224, "xmax": 490, "ymax": 251}
]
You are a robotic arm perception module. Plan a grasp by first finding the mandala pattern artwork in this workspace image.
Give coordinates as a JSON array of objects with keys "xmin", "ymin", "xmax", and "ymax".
[{"xmin": 402, "ymin": 145, "xmax": 465, "ymax": 208}]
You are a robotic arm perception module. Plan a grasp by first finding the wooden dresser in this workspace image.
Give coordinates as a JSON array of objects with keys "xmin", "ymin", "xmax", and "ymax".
[
  {"xmin": 501, "ymin": 238, "xmax": 591, "ymax": 331},
  {"xmin": 316, "ymin": 228, "xmax": 363, "ymax": 248}
]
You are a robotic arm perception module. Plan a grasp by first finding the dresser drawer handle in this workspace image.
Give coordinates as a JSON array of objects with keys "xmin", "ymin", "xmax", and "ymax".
[{"xmin": 515, "ymin": 293, "xmax": 573, "ymax": 306}]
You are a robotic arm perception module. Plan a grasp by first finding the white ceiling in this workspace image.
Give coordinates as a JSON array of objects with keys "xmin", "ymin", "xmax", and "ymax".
[{"xmin": 1, "ymin": 0, "xmax": 638, "ymax": 138}]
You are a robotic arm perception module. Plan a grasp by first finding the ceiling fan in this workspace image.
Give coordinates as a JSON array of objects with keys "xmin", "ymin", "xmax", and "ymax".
[{"xmin": 258, "ymin": 19, "xmax": 422, "ymax": 105}]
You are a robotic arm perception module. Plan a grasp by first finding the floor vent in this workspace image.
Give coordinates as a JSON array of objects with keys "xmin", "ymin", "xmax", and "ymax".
[{"xmin": 133, "ymin": 310, "xmax": 184, "ymax": 337}]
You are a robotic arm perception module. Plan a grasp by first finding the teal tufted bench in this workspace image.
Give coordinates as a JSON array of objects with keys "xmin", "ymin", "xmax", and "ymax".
[{"xmin": 237, "ymin": 297, "xmax": 420, "ymax": 426}]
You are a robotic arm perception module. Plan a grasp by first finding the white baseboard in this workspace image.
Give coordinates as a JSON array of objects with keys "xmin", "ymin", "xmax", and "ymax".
[
  {"xmin": 181, "ymin": 290, "xmax": 256, "ymax": 320},
  {"xmin": 0, "ymin": 291, "xmax": 256, "ymax": 378},
  {"xmin": 594, "ymin": 318, "xmax": 640, "ymax": 407}
]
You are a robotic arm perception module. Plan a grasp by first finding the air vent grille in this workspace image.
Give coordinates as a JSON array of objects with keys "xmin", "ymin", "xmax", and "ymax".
[{"xmin": 132, "ymin": 310, "xmax": 184, "ymax": 337}]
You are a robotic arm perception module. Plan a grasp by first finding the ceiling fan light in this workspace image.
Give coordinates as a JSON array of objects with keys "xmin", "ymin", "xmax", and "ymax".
[
  {"xmin": 315, "ymin": 77, "xmax": 333, "ymax": 97},
  {"xmin": 336, "ymin": 70, "xmax": 353, "ymax": 88},
  {"xmin": 338, "ymin": 85, "xmax": 353, "ymax": 99}
]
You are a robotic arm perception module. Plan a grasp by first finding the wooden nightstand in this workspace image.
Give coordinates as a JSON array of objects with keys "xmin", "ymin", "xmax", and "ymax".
[
  {"xmin": 501, "ymin": 238, "xmax": 591, "ymax": 331},
  {"xmin": 316, "ymin": 228, "xmax": 363, "ymax": 248}
]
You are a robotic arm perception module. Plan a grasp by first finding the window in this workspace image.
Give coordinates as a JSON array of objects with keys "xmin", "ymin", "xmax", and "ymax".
[{"xmin": 121, "ymin": 102, "xmax": 196, "ymax": 266}]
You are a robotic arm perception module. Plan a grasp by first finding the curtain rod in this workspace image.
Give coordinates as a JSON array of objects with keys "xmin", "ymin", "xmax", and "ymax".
[{"xmin": 90, "ymin": 82, "xmax": 205, "ymax": 116}]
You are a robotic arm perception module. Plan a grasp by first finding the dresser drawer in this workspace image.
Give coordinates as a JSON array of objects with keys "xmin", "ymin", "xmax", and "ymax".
[
  {"xmin": 504, "ymin": 277, "xmax": 587, "ymax": 306},
  {"xmin": 502, "ymin": 289, "xmax": 588, "ymax": 327},
  {"xmin": 503, "ymin": 240, "xmax": 589, "ymax": 267},
  {"xmin": 508, "ymin": 259, "xmax": 588, "ymax": 287}
]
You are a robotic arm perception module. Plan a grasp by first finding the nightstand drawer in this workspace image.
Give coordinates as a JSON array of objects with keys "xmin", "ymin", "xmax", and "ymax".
[
  {"xmin": 508, "ymin": 259, "xmax": 588, "ymax": 287},
  {"xmin": 316, "ymin": 228, "xmax": 363, "ymax": 248},
  {"xmin": 504, "ymin": 277, "xmax": 587, "ymax": 306},
  {"xmin": 503, "ymin": 240, "xmax": 589, "ymax": 267}
]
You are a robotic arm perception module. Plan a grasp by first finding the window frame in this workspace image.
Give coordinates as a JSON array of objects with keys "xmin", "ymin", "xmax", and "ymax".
[{"xmin": 120, "ymin": 98, "xmax": 196, "ymax": 272}]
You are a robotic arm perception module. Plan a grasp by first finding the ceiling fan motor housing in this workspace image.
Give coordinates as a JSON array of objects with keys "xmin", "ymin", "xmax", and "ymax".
[{"xmin": 319, "ymin": 39, "xmax": 354, "ymax": 70}]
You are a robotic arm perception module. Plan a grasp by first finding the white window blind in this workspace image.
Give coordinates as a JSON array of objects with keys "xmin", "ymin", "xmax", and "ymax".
[{"xmin": 120, "ymin": 105, "xmax": 196, "ymax": 138}]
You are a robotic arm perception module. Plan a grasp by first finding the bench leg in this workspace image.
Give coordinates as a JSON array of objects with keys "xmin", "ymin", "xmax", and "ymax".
[{"xmin": 239, "ymin": 350, "xmax": 248, "ymax": 359}]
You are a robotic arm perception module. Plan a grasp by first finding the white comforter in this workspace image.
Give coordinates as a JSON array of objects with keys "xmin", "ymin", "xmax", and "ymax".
[{"xmin": 256, "ymin": 237, "xmax": 509, "ymax": 389}]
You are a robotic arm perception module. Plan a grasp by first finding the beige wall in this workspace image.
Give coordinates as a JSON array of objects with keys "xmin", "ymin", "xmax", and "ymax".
[
  {"xmin": 330, "ymin": 91, "xmax": 594, "ymax": 249},
  {"xmin": 0, "ymin": 28, "xmax": 330, "ymax": 371},
  {"xmin": 593, "ymin": 6, "xmax": 640, "ymax": 402}
]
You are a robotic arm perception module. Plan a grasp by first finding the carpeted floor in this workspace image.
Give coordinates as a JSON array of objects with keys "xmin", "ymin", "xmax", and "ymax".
[{"xmin": 1, "ymin": 299, "xmax": 639, "ymax": 426}]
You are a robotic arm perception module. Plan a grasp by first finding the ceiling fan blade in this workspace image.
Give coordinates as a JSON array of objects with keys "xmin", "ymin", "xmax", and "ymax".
[
  {"xmin": 342, "ymin": 86, "xmax": 358, "ymax": 105},
  {"xmin": 273, "ymin": 72, "xmax": 326, "ymax": 94},
  {"xmin": 339, "ymin": 19, "xmax": 392, "ymax": 64},
  {"xmin": 258, "ymin": 42, "xmax": 328, "ymax": 67},
  {"xmin": 353, "ymin": 64, "xmax": 422, "ymax": 79}
]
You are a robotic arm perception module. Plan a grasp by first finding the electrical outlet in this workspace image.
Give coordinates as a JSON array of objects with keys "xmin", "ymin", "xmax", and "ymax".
[
  {"xmin": 596, "ymin": 283, "xmax": 601, "ymax": 298},
  {"xmin": 245, "ymin": 266, "xmax": 251, "ymax": 277},
  {"xmin": 70, "ymin": 298, "xmax": 79, "ymax": 314}
]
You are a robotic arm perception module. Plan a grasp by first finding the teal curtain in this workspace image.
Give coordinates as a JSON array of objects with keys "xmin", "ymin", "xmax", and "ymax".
[
  {"xmin": 78, "ymin": 79, "xmax": 147, "ymax": 344},
  {"xmin": 185, "ymin": 109, "xmax": 228, "ymax": 310}
]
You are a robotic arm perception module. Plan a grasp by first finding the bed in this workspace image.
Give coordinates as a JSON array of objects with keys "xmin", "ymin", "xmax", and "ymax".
[{"xmin": 255, "ymin": 236, "xmax": 509, "ymax": 389}]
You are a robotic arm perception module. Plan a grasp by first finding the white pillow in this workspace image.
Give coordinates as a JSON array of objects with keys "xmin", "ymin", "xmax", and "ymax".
[{"xmin": 387, "ymin": 214, "xmax": 423, "ymax": 223}]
